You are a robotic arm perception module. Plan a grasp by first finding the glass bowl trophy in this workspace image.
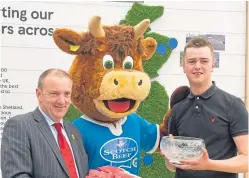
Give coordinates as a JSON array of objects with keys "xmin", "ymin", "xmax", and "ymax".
[{"xmin": 160, "ymin": 136, "xmax": 205, "ymax": 165}]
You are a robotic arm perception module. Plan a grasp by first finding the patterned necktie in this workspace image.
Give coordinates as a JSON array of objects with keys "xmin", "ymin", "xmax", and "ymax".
[{"xmin": 54, "ymin": 123, "xmax": 78, "ymax": 178}]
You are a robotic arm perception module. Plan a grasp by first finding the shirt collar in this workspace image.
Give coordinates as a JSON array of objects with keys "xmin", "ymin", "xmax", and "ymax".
[
  {"xmin": 38, "ymin": 106, "xmax": 64, "ymax": 127},
  {"xmin": 188, "ymin": 81, "xmax": 216, "ymax": 99}
]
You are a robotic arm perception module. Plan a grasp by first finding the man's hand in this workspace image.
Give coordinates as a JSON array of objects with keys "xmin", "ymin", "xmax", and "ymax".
[{"xmin": 175, "ymin": 147, "xmax": 212, "ymax": 171}]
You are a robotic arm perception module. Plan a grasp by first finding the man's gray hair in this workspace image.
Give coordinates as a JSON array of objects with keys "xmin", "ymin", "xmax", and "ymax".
[{"xmin": 37, "ymin": 68, "xmax": 72, "ymax": 90}]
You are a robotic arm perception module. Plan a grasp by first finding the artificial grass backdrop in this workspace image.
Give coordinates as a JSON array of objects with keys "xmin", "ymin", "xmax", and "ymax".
[{"xmin": 64, "ymin": 2, "xmax": 175, "ymax": 178}]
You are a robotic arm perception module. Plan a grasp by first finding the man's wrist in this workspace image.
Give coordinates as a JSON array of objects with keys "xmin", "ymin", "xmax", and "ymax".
[{"xmin": 206, "ymin": 159, "xmax": 216, "ymax": 171}]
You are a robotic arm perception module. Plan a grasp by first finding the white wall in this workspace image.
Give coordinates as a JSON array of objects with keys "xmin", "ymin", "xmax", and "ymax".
[
  {"xmin": 0, "ymin": 1, "xmax": 135, "ymax": 133},
  {"xmin": 146, "ymin": 1, "xmax": 246, "ymax": 103}
]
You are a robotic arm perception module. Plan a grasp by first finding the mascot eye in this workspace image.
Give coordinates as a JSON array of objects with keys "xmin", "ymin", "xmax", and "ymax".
[
  {"xmin": 123, "ymin": 56, "xmax": 134, "ymax": 70},
  {"xmin": 103, "ymin": 55, "xmax": 114, "ymax": 69}
]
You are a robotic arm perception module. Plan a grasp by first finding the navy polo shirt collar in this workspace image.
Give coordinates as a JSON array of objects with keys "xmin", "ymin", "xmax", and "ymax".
[{"xmin": 188, "ymin": 81, "xmax": 216, "ymax": 99}]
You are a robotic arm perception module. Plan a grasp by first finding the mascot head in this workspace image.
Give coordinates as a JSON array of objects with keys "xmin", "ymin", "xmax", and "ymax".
[{"xmin": 53, "ymin": 16, "xmax": 157, "ymax": 123}]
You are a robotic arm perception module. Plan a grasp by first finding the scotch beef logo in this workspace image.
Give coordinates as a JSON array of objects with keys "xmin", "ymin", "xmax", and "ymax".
[{"xmin": 100, "ymin": 137, "xmax": 138, "ymax": 164}]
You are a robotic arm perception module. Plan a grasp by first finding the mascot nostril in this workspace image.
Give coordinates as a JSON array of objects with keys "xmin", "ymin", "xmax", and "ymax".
[
  {"xmin": 114, "ymin": 78, "xmax": 118, "ymax": 85},
  {"xmin": 138, "ymin": 79, "xmax": 143, "ymax": 86}
]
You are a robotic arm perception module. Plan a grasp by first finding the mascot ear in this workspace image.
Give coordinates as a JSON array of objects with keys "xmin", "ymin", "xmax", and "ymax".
[
  {"xmin": 53, "ymin": 28, "xmax": 83, "ymax": 55},
  {"xmin": 159, "ymin": 86, "xmax": 190, "ymax": 137},
  {"xmin": 133, "ymin": 19, "xmax": 157, "ymax": 60},
  {"xmin": 141, "ymin": 37, "xmax": 157, "ymax": 60}
]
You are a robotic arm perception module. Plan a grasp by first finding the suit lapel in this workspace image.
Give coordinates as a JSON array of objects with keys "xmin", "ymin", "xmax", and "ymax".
[
  {"xmin": 33, "ymin": 108, "xmax": 70, "ymax": 177},
  {"xmin": 64, "ymin": 122, "xmax": 83, "ymax": 178}
]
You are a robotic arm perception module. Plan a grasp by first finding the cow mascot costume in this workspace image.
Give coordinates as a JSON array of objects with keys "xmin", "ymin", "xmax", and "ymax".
[{"xmin": 53, "ymin": 16, "xmax": 187, "ymax": 177}]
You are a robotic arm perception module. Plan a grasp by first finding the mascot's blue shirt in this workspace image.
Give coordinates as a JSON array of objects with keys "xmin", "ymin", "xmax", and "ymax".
[{"xmin": 73, "ymin": 113, "xmax": 159, "ymax": 175}]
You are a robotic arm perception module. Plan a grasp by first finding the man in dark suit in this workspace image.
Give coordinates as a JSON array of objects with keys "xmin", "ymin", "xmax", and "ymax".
[{"xmin": 1, "ymin": 69, "xmax": 88, "ymax": 178}]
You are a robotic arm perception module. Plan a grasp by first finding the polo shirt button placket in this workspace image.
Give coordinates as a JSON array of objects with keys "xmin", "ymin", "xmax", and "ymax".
[
  {"xmin": 195, "ymin": 95, "xmax": 200, "ymax": 114},
  {"xmin": 195, "ymin": 96, "xmax": 201, "ymax": 114}
]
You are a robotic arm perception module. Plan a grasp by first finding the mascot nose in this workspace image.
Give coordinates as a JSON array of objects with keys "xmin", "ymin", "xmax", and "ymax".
[{"xmin": 113, "ymin": 78, "xmax": 143, "ymax": 86}]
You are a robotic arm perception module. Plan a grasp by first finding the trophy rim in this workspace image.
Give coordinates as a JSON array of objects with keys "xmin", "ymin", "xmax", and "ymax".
[{"xmin": 161, "ymin": 136, "xmax": 205, "ymax": 142}]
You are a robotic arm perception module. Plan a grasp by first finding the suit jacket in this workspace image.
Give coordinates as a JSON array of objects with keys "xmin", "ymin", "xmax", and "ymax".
[{"xmin": 1, "ymin": 107, "xmax": 88, "ymax": 178}]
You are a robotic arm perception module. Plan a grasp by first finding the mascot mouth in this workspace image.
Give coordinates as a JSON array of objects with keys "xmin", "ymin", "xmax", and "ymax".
[{"xmin": 103, "ymin": 98, "xmax": 136, "ymax": 113}]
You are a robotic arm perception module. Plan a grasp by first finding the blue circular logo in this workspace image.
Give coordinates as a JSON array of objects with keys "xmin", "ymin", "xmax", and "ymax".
[
  {"xmin": 168, "ymin": 38, "xmax": 178, "ymax": 49},
  {"xmin": 143, "ymin": 154, "xmax": 153, "ymax": 166},
  {"xmin": 156, "ymin": 44, "xmax": 167, "ymax": 55},
  {"xmin": 100, "ymin": 137, "xmax": 138, "ymax": 163}
]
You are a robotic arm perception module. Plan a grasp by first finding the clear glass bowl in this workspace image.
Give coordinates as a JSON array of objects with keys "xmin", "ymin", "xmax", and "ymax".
[{"xmin": 160, "ymin": 136, "xmax": 205, "ymax": 165}]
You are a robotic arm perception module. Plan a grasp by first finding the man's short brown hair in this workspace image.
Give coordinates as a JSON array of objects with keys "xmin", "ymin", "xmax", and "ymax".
[{"xmin": 184, "ymin": 37, "xmax": 214, "ymax": 56}]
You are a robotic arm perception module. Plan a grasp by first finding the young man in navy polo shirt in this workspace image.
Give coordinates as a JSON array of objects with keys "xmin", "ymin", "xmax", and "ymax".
[{"xmin": 164, "ymin": 37, "xmax": 248, "ymax": 178}]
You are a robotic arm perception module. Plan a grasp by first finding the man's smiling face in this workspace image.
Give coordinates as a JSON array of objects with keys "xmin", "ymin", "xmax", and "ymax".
[
  {"xmin": 36, "ymin": 75, "xmax": 72, "ymax": 122},
  {"xmin": 183, "ymin": 46, "xmax": 214, "ymax": 86}
]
